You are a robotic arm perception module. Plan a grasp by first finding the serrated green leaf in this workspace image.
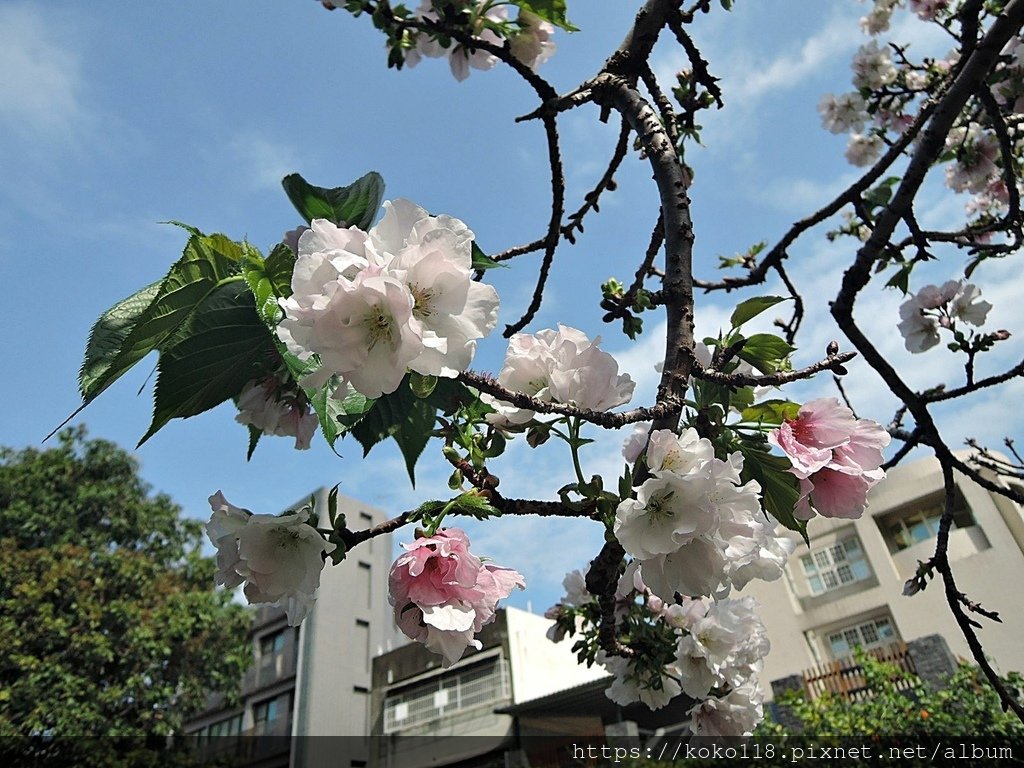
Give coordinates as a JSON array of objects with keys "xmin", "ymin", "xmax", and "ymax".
[
  {"xmin": 78, "ymin": 281, "xmax": 163, "ymax": 402},
  {"xmin": 471, "ymin": 242, "xmax": 504, "ymax": 271},
  {"xmin": 736, "ymin": 441, "xmax": 807, "ymax": 544},
  {"xmin": 308, "ymin": 381, "xmax": 374, "ymax": 451},
  {"xmin": 264, "ymin": 243, "xmax": 296, "ymax": 298},
  {"xmin": 885, "ymin": 263, "xmax": 913, "ymax": 294},
  {"xmin": 512, "ymin": 0, "xmax": 578, "ymax": 31},
  {"xmin": 139, "ymin": 282, "xmax": 277, "ymax": 446},
  {"xmin": 281, "ymin": 171, "xmax": 384, "ymax": 230},
  {"xmin": 351, "ymin": 378, "xmax": 435, "ymax": 486},
  {"xmin": 736, "ymin": 333, "xmax": 796, "ymax": 374},
  {"xmin": 246, "ymin": 425, "xmax": 261, "ymax": 461},
  {"xmin": 730, "ymin": 295, "xmax": 787, "ymax": 328},
  {"xmin": 452, "ymin": 491, "xmax": 500, "ymax": 518},
  {"xmin": 741, "ymin": 399, "xmax": 801, "ymax": 425},
  {"xmin": 78, "ymin": 233, "xmax": 250, "ymax": 411}
]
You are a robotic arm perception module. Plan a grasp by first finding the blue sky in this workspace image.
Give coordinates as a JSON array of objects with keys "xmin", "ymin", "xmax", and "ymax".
[{"xmin": 3, "ymin": 0, "xmax": 1022, "ymax": 614}]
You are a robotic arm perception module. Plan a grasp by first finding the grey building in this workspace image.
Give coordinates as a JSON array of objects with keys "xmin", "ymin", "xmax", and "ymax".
[
  {"xmin": 369, "ymin": 607, "xmax": 613, "ymax": 768},
  {"xmin": 184, "ymin": 487, "xmax": 400, "ymax": 767}
]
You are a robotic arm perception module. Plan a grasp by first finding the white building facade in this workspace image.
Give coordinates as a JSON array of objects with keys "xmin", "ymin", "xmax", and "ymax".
[{"xmin": 741, "ymin": 453, "xmax": 1024, "ymax": 692}]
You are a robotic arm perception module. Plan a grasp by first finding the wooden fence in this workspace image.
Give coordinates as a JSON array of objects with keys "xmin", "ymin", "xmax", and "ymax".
[{"xmin": 802, "ymin": 642, "xmax": 917, "ymax": 702}]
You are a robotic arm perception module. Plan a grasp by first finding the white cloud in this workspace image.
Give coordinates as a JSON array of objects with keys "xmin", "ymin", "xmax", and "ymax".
[
  {"xmin": 228, "ymin": 131, "xmax": 300, "ymax": 191},
  {"xmin": 727, "ymin": 15, "xmax": 862, "ymax": 103},
  {"xmin": 0, "ymin": 3, "xmax": 87, "ymax": 138}
]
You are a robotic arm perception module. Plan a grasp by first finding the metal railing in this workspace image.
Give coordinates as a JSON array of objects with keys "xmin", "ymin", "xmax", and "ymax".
[{"xmin": 383, "ymin": 657, "xmax": 510, "ymax": 733}]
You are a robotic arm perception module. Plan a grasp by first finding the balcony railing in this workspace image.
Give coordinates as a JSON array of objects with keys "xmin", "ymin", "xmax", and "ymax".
[
  {"xmin": 802, "ymin": 642, "xmax": 916, "ymax": 702},
  {"xmin": 241, "ymin": 643, "xmax": 298, "ymax": 694},
  {"xmin": 383, "ymin": 658, "xmax": 511, "ymax": 734}
]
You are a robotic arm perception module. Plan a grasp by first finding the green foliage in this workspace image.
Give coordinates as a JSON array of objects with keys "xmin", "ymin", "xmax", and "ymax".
[
  {"xmin": 511, "ymin": 0, "xmax": 578, "ymax": 31},
  {"xmin": 350, "ymin": 374, "xmax": 476, "ymax": 484},
  {"xmin": 754, "ymin": 656, "xmax": 1024, "ymax": 766},
  {"xmin": 736, "ymin": 333, "xmax": 796, "ymax": 374},
  {"xmin": 0, "ymin": 427, "xmax": 251, "ymax": 766},
  {"xmin": 730, "ymin": 295, "xmax": 788, "ymax": 329},
  {"xmin": 72, "ymin": 229, "xmax": 275, "ymax": 448},
  {"xmin": 140, "ymin": 281, "xmax": 278, "ymax": 446},
  {"xmin": 281, "ymin": 171, "xmax": 385, "ymax": 229},
  {"xmin": 471, "ymin": 242, "xmax": 503, "ymax": 271},
  {"xmin": 734, "ymin": 439, "xmax": 807, "ymax": 543}
]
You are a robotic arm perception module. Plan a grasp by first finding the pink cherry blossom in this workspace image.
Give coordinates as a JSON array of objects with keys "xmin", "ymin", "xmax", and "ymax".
[
  {"xmin": 769, "ymin": 398, "xmax": 890, "ymax": 519},
  {"xmin": 389, "ymin": 528, "xmax": 524, "ymax": 666},
  {"xmin": 767, "ymin": 398, "xmax": 857, "ymax": 478}
]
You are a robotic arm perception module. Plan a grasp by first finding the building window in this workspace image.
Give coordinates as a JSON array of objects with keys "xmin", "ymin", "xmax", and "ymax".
[
  {"xmin": 253, "ymin": 692, "xmax": 292, "ymax": 737},
  {"xmin": 383, "ymin": 657, "xmax": 510, "ymax": 733},
  {"xmin": 258, "ymin": 628, "xmax": 289, "ymax": 659},
  {"xmin": 824, "ymin": 616, "xmax": 899, "ymax": 659},
  {"xmin": 194, "ymin": 713, "xmax": 243, "ymax": 744},
  {"xmin": 877, "ymin": 489, "xmax": 975, "ymax": 553},
  {"xmin": 799, "ymin": 536, "xmax": 871, "ymax": 595}
]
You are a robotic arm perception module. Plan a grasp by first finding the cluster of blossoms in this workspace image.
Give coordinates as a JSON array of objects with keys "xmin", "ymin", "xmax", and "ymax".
[
  {"xmin": 206, "ymin": 492, "xmax": 335, "ymax": 625},
  {"xmin": 405, "ymin": 1, "xmax": 556, "ymax": 81},
  {"xmin": 615, "ymin": 428, "xmax": 794, "ymax": 602},
  {"xmin": 830, "ymin": 3, "xmax": 1022, "ymax": 224},
  {"xmin": 769, "ymin": 398, "xmax": 890, "ymax": 521},
  {"xmin": 897, "ymin": 279, "xmax": 994, "ymax": 352},
  {"xmin": 277, "ymin": 199, "xmax": 499, "ymax": 399},
  {"xmin": 860, "ymin": 0, "xmax": 948, "ymax": 32},
  {"xmin": 235, "ymin": 375, "xmax": 319, "ymax": 450},
  {"xmin": 546, "ymin": 565, "xmax": 770, "ymax": 736},
  {"xmin": 389, "ymin": 528, "xmax": 525, "ymax": 665},
  {"xmin": 945, "ymin": 124, "xmax": 1002, "ymax": 196},
  {"xmin": 483, "ymin": 325, "xmax": 635, "ymax": 425}
]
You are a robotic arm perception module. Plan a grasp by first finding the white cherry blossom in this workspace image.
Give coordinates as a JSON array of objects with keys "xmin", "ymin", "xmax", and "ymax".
[{"xmin": 207, "ymin": 492, "xmax": 336, "ymax": 626}]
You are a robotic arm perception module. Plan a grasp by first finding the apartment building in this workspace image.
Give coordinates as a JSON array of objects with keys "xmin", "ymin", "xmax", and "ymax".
[
  {"xmin": 184, "ymin": 487, "xmax": 399, "ymax": 767},
  {"xmin": 369, "ymin": 607, "xmax": 613, "ymax": 767},
  {"xmin": 742, "ymin": 452, "xmax": 1024, "ymax": 691}
]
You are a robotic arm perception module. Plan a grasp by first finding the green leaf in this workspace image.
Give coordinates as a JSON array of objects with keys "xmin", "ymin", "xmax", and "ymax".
[
  {"xmin": 730, "ymin": 295, "xmax": 787, "ymax": 328},
  {"xmin": 451, "ymin": 490, "xmax": 501, "ymax": 520},
  {"xmin": 349, "ymin": 376, "xmax": 475, "ymax": 485},
  {"xmin": 264, "ymin": 243, "xmax": 297, "ymax": 298},
  {"xmin": 409, "ymin": 371, "xmax": 438, "ymax": 398},
  {"xmin": 736, "ymin": 333, "xmax": 796, "ymax": 374},
  {"xmin": 246, "ymin": 425, "xmax": 261, "ymax": 461},
  {"xmin": 139, "ymin": 282, "xmax": 277, "ymax": 446},
  {"xmin": 885, "ymin": 263, "xmax": 913, "ymax": 294},
  {"xmin": 730, "ymin": 386, "xmax": 755, "ymax": 413},
  {"xmin": 741, "ymin": 399, "xmax": 801, "ymax": 425},
  {"xmin": 80, "ymin": 233, "xmax": 250, "ymax": 409},
  {"xmin": 471, "ymin": 242, "xmax": 504, "ymax": 271},
  {"xmin": 309, "ymin": 382, "xmax": 375, "ymax": 451},
  {"xmin": 351, "ymin": 379, "xmax": 434, "ymax": 486},
  {"xmin": 281, "ymin": 171, "xmax": 385, "ymax": 230},
  {"xmin": 736, "ymin": 441, "xmax": 807, "ymax": 543},
  {"xmin": 78, "ymin": 281, "xmax": 163, "ymax": 402},
  {"xmin": 512, "ymin": 0, "xmax": 578, "ymax": 31}
]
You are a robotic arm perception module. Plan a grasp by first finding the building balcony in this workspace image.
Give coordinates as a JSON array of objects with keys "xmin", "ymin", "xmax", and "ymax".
[{"xmin": 242, "ymin": 642, "xmax": 298, "ymax": 695}]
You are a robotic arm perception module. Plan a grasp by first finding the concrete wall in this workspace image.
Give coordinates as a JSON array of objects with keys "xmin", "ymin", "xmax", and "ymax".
[
  {"xmin": 504, "ymin": 607, "xmax": 607, "ymax": 704},
  {"xmin": 741, "ymin": 454, "xmax": 1024, "ymax": 696},
  {"xmin": 295, "ymin": 488, "xmax": 399, "ymax": 736}
]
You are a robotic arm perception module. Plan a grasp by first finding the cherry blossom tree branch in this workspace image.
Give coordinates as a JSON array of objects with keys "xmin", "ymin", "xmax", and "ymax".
[
  {"xmin": 934, "ymin": 461, "xmax": 1024, "ymax": 718},
  {"xmin": 457, "ymin": 370, "xmax": 683, "ymax": 427},
  {"xmin": 683, "ymin": 347, "xmax": 857, "ymax": 387}
]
